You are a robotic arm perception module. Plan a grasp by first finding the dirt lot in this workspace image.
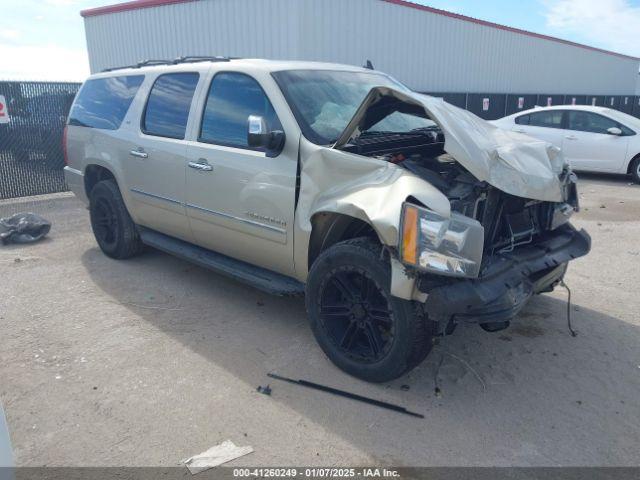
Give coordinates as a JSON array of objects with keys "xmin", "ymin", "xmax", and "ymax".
[{"xmin": 1, "ymin": 173, "xmax": 639, "ymax": 467}]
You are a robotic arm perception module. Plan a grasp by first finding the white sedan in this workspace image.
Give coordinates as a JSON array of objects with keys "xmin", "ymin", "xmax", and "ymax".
[{"xmin": 491, "ymin": 105, "xmax": 640, "ymax": 183}]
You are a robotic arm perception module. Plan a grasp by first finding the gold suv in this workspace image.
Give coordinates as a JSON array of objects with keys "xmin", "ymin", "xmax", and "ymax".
[{"xmin": 64, "ymin": 58, "xmax": 590, "ymax": 382}]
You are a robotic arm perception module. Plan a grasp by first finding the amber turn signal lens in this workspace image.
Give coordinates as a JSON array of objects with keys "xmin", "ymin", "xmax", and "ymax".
[{"xmin": 402, "ymin": 205, "xmax": 419, "ymax": 265}]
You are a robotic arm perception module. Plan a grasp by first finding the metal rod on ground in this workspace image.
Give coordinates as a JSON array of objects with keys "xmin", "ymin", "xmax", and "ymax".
[
  {"xmin": 560, "ymin": 280, "xmax": 577, "ymax": 337},
  {"xmin": 267, "ymin": 373, "xmax": 424, "ymax": 419}
]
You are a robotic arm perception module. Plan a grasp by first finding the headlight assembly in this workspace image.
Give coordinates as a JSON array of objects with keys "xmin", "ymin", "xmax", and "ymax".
[{"xmin": 399, "ymin": 203, "xmax": 485, "ymax": 278}]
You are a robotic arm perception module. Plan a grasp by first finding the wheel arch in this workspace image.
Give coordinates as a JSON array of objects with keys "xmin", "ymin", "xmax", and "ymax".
[
  {"xmin": 626, "ymin": 152, "xmax": 640, "ymax": 174},
  {"xmin": 307, "ymin": 212, "xmax": 379, "ymax": 271},
  {"xmin": 84, "ymin": 164, "xmax": 116, "ymax": 198}
]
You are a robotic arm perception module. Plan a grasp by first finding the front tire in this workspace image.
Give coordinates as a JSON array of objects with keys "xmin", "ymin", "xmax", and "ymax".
[
  {"xmin": 306, "ymin": 237, "xmax": 433, "ymax": 382},
  {"xmin": 631, "ymin": 157, "xmax": 640, "ymax": 184},
  {"xmin": 89, "ymin": 179, "xmax": 143, "ymax": 259}
]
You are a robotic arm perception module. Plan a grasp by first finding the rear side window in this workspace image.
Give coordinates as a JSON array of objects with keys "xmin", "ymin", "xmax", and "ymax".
[
  {"xmin": 199, "ymin": 72, "xmax": 282, "ymax": 150},
  {"xmin": 142, "ymin": 72, "xmax": 199, "ymax": 139},
  {"xmin": 68, "ymin": 75, "xmax": 144, "ymax": 130},
  {"xmin": 528, "ymin": 111, "xmax": 564, "ymax": 129}
]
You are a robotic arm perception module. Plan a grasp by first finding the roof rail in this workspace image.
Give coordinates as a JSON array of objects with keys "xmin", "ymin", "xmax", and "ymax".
[
  {"xmin": 172, "ymin": 55, "xmax": 237, "ymax": 64},
  {"xmin": 102, "ymin": 56, "xmax": 238, "ymax": 72},
  {"xmin": 102, "ymin": 59, "xmax": 172, "ymax": 72}
]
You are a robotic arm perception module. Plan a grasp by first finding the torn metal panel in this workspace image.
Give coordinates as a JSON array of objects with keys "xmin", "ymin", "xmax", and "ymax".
[
  {"xmin": 334, "ymin": 87, "xmax": 567, "ymax": 203},
  {"xmin": 293, "ymin": 138, "xmax": 450, "ymax": 296}
]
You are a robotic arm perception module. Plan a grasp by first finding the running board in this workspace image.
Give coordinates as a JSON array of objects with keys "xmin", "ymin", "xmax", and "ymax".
[{"xmin": 138, "ymin": 227, "xmax": 304, "ymax": 296}]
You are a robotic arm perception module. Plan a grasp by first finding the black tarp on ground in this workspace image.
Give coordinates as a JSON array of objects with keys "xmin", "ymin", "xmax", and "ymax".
[{"xmin": 0, "ymin": 212, "xmax": 51, "ymax": 244}]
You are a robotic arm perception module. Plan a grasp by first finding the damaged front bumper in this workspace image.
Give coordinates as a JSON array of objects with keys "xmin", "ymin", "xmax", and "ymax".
[{"xmin": 418, "ymin": 223, "xmax": 591, "ymax": 329}]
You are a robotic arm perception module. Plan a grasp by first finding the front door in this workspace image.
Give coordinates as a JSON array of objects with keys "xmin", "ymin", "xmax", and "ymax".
[
  {"xmin": 185, "ymin": 72, "xmax": 298, "ymax": 276},
  {"xmin": 562, "ymin": 110, "xmax": 630, "ymax": 172}
]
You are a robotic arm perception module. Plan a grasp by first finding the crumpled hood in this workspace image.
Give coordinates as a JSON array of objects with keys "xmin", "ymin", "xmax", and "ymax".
[{"xmin": 334, "ymin": 87, "xmax": 566, "ymax": 202}]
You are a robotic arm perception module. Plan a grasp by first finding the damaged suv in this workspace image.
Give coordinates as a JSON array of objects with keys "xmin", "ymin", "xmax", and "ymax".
[{"xmin": 64, "ymin": 58, "xmax": 590, "ymax": 382}]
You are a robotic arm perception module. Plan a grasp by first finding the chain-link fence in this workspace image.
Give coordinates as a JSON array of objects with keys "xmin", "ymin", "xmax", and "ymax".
[{"xmin": 0, "ymin": 81, "xmax": 80, "ymax": 200}]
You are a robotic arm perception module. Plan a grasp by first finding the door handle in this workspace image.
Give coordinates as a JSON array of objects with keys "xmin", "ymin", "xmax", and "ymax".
[
  {"xmin": 188, "ymin": 159, "xmax": 213, "ymax": 172},
  {"xmin": 129, "ymin": 149, "xmax": 148, "ymax": 158},
  {"xmin": 565, "ymin": 135, "xmax": 578, "ymax": 140},
  {"xmin": 514, "ymin": 128, "xmax": 525, "ymax": 133}
]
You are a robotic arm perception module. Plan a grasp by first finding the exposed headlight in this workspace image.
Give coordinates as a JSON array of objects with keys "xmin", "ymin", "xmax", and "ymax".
[{"xmin": 399, "ymin": 203, "xmax": 485, "ymax": 278}]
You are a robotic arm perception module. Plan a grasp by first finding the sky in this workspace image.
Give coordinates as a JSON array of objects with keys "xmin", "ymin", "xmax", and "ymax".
[{"xmin": 1, "ymin": 0, "xmax": 639, "ymax": 81}]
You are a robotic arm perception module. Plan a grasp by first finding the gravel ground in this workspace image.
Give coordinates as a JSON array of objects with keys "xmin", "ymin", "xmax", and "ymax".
[{"xmin": 0, "ymin": 173, "xmax": 639, "ymax": 467}]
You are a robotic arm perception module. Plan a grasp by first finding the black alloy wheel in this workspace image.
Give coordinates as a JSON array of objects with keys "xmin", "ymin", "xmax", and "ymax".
[
  {"xmin": 92, "ymin": 196, "xmax": 119, "ymax": 249},
  {"xmin": 89, "ymin": 179, "xmax": 143, "ymax": 259},
  {"xmin": 318, "ymin": 266, "xmax": 395, "ymax": 363},
  {"xmin": 306, "ymin": 237, "xmax": 433, "ymax": 382}
]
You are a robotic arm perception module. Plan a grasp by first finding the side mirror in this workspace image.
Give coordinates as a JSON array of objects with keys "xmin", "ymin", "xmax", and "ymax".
[
  {"xmin": 607, "ymin": 127, "xmax": 623, "ymax": 136},
  {"xmin": 247, "ymin": 115, "xmax": 285, "ymax": 157}
]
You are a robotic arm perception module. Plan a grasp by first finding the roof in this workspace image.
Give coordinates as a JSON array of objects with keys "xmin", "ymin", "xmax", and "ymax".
[
  {"xmin": 80, "ymin": 0, "xmax": 640, "ymax": 62},
  {"xmin": 503, "ymin": 104, "xmax": 623, "ymax": 118}
]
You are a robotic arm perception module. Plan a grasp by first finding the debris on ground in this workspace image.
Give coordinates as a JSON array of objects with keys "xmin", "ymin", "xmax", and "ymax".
[
  {"xmin": 0, "ymin": 213, "xmax": 51, "ymax": 245},
  {"xmin": 267, "ymin": 373, "xmax": 424, "ymax": 418},
  {"xmin": 256, "ymin": 384, "xmax": 272, "ymax": 395},
  {"xmin": 182, "ymin": 440, "xmax": 253, "ymax": 474}
]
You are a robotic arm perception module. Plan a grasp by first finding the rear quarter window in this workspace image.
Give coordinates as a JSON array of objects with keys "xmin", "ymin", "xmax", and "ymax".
[{"xmin": 68, "ymin": 75, "xmax": 144, "ymax": 130}]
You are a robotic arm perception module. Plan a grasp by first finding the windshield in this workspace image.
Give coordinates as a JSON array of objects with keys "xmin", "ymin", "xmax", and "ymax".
[{"xmin": 272, "ymin": 69, "xmax": 436, "ymax": 145}]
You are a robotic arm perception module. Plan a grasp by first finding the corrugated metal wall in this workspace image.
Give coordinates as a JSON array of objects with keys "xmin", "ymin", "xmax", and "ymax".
[{"xmin": 84, "ymin": 0, "xmax": 639, "ymax": 94}]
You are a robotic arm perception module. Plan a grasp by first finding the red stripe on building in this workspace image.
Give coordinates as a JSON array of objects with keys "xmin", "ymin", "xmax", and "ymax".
[{"xmin": 81, "ymin": 0, "xmax": 197, "ymax": 18}]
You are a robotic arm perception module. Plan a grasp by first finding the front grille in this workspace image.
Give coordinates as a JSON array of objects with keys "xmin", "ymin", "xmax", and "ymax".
[{"xmin": 476, "ymin": 190, "xmax": 555, "ymax": 254}]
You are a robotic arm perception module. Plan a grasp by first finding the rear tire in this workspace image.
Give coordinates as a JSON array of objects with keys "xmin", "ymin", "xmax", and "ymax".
[
  {"xmin": 630, "ymin": 157, "xmax": 640, "ymax": 184},
  {"xmin": 306, "ymin": 237, "xmax": 433, "ymax": 382},
  {"xmin": 89, "ymin": 179, "xmax": 143, "ymax": 259}
]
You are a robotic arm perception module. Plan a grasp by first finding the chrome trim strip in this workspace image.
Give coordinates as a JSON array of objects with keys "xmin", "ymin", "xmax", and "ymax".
[
  {"xmin": 63, "ymin": 166, "xmax": 83, "ymax": 176},
  {"xmin": 186, "ymin": 203, "xmax": 286, "ymax": 235},
  {"xmin": 130, "ymin": 188, "xmax": 182, "ymax": 205}
]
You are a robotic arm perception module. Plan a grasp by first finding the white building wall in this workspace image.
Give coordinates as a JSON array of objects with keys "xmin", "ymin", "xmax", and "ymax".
[
  {"xmin": 84, "ymin": 0, "xmax": 307, "ymax": 72},
  {"xmin": 83, "ymin": 0, "xmax": 640, "ymax": 94}
]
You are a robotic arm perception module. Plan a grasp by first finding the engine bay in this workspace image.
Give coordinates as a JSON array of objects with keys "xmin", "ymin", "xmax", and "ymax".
[{"xmin": 343, "ymin": 129, "xmax": 563, "ymax": 257}]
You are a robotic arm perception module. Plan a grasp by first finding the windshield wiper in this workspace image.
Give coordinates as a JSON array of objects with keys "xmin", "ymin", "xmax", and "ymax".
[
  {"xmin": 409, "ymin": 126, "xmax": 440, "ymax": 133},
  {"xmin": 360, "ymin": 130, "xmax": 421, "ymax": 137}
]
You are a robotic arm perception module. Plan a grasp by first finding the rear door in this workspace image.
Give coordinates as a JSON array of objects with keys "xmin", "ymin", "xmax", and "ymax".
[
  {"xmin": 511, "ymin": 110, "xmax": 566, "ymax": 150},
  {"xmin": 562, "ymin": 110, "xmax": 631, "ymax": 172},
  {"xmin": 184, "ymin": 71, "xmax": 298, "ymax": 276},
  {"xmin": 123, "ymin": 71, "xmax": 202, "ymax": 241}
]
